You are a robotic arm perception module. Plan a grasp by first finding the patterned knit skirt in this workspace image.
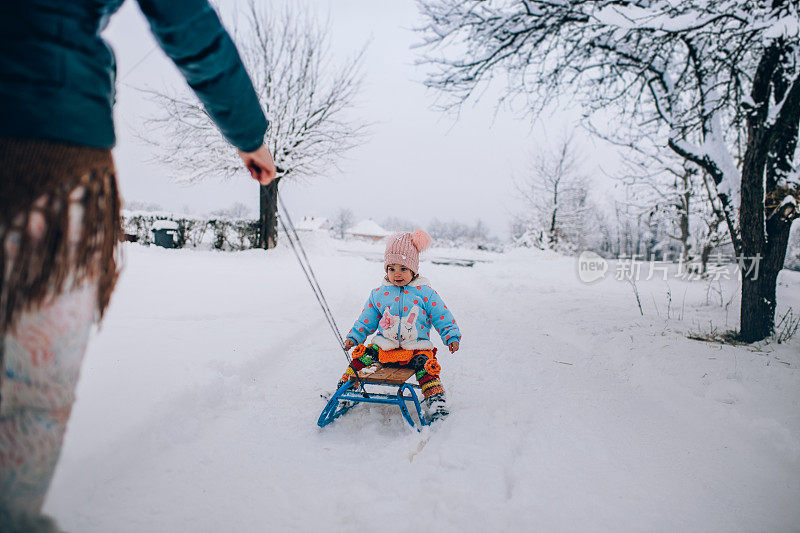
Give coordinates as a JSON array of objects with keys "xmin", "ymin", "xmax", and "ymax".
[{"xmin": 0, "ymin": 137, "xmax": 121, "ymax": 333}]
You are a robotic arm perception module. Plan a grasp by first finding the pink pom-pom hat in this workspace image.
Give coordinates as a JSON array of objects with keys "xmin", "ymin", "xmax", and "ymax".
[{"xmin": 384, "ymin": 230, "xmax": 431, "ymax": 273}]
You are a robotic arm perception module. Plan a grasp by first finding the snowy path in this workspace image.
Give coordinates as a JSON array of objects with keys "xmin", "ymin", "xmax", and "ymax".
[{"xmin": 45, "ymin": 242, "xmax": 800, "ymax": 532}]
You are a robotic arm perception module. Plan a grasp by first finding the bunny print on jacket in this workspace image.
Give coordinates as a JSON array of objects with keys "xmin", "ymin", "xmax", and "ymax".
[
  {"xmin": 399, "ymin": 305, "xmax": 422, "ymax": 346},
  {"xmin": 346, "ymin": 277, "xmax": 460, "ymax": 350},
  {"xmin": 378, "ymin": 307, "xmax": 400, "ymax": 343}
]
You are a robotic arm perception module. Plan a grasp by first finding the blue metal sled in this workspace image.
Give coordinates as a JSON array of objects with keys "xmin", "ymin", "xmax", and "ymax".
[{"xmin": 318, "ymin": 367, "xmax": 429, "ymax": 430}]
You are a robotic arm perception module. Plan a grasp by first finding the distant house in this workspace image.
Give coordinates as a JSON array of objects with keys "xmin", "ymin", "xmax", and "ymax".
[
  {"xmin": 294, "ymin": 216, "xmax": 332, "ymax": 233},
  {"xmin": 346, "ymin": 219, "xmax": 391, "ymax": 242}
]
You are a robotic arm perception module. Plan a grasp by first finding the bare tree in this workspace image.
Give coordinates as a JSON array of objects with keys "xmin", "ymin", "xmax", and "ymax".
[
  {"xmin": 693, "ymin": 169, "xmax": 732, "ymax": 272},
  {"xmin": 615, "ymin": 149, "xmax": 730, "ymax": 269},
  {"xmin": 417, "ymin": 0, "xmax": 800, "ymax": 341},
  {"xmin": 145, "ymin": 2, "xmax": 368, "ymax": 248},
  {"xmin": 429, "ymin": 218, "xmax": 493, "ymax": 248},
  {"xmin": 210, "ymin": 202, "xmax": 251, "ymax": 219},
  {"xmin": 514, "ymin": 136, "xmax": 592, "ymax": 252},
  {"xmin": 124, "ymin": 200, "xmax": 164, "ymax": 213},
  {"xmin": 331, "ymin": 208, "xmax": 354, "ymax": 239},
  {"xmin": 599, "ymin": 130, "xmax": 695, "ymax": 260},
  {"xmin": 382, "ymin": 216, "xmax": 416, "ymax": 233},
  {"xmin": 591, "ymin": 193, "xmax": 656, "ymax": 259},
  {"xmin": 471, "ymin": 219, "xmax": 490, "ymax": 243}
]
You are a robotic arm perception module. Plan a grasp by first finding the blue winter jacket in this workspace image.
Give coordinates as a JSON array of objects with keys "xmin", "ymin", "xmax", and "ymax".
[{"xmin": 346, "ymin": 277, "xmax": 461, "ymax": 351}]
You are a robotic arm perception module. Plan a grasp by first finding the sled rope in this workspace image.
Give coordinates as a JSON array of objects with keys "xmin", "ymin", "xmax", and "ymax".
[
  {"xmin": 274, "ymin": 193, "xmax": 365, "ymax": 390},
  {"xmin": 276, "ymin": 196, "xmax": 345, "ymax": 348}
]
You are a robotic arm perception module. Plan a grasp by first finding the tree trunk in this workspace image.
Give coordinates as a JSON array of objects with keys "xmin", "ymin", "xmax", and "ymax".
[
  {"xmin": 699, "ymin": 243, "xmax": 712, "ymax": 275},
  {"xmin": 738, "ymin": 137, "xmax": 795, "ymax": 341},
  {"xmin": 679, "ymin": 171, "xmax": 692, "ymax": 262},
  {"xmin": 678, "ymin": 211, "xmax": 691, "ymax": 261},
  {"xmin": 258, "ymin": 181, "xmax": 279, "ymax": 249},
  {"xmin": 549, "ymin": 189, "xmax": 558, "ymax": 247},
  {"xmin": 737, "ymin": 36, "xmax": 800, "ymax": 342},
  {"xmin": 739, "ymin": 209, "xmax": 793, "ymax": 342}
]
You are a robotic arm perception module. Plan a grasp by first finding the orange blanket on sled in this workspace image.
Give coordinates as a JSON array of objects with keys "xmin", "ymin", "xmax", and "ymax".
[{"xmin": 377, "ymin": 347, "xmax": 434, "ymax": 364}]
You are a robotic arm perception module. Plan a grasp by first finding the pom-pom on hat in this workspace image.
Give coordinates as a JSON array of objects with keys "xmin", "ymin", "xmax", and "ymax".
[{"xmin": 384, "ymin": 230, "xmax": 431, "ymax": 273}]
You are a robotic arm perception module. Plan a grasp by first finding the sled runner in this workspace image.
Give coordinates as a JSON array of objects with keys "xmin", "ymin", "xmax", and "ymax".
[{"xmin": 317, "ymin": 365, "xmax": 430, "ymax": 429}]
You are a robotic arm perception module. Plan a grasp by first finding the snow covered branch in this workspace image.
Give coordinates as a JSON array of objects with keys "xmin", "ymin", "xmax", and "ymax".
[{"xmin": 416, "ymin": 0, "xmax": 800, "ymax": 340}]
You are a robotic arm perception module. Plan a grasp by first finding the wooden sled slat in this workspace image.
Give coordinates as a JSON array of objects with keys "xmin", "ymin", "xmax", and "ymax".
[{"xmin": 357, "ymin": 366, "xmax": 415, "ymax": 385}]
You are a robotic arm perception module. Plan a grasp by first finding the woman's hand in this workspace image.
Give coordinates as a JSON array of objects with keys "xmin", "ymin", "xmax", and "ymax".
[
  {"xmin": 344, "ymin": 339, "xmax": 355, "ymax": 351},
  {"xmin": 238, "ymin": 145, "xmax": 277, "ymax": 185},
  {"xmin": 448, "ymin": 341, "xmax": 459, "ymax": 353}
]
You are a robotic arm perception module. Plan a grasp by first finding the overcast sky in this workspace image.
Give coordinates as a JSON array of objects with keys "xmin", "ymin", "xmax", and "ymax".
[{"xmin": 105, "ymin": 0, "xmax": 620, "ymax": 239}]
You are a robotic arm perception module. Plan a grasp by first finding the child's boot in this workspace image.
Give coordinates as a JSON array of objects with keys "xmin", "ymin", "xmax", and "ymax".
[{"xmin": 424, "ymin": 392, "xmax": 449, "ymax": 423}]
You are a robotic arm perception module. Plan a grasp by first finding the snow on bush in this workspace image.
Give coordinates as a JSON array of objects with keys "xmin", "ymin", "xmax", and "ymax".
[{"xmin": 121, "ymin": 210, "xmax": 259, "ymax": 251}]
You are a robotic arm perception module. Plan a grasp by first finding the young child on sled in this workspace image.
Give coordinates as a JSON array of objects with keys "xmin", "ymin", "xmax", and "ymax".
[{"xmin": 339, "ymin": 230, "xmax": 461, "ymax": 422}]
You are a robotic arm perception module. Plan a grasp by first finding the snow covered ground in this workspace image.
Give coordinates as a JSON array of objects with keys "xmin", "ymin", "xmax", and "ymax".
[{"xmin": 44, "ymin": 236, "xmax": 800, "ymax": 532}]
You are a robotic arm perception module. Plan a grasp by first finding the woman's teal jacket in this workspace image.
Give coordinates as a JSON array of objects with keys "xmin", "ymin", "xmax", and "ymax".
[{"xmin": 0, "ymin": 0, "xmax": 267, "ymax": 152}]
